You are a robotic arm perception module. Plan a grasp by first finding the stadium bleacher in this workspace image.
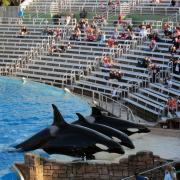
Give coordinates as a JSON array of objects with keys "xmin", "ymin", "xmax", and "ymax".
[{"xmin": 0, "ymin": 0, "xmax": 179, "ymax": 122}]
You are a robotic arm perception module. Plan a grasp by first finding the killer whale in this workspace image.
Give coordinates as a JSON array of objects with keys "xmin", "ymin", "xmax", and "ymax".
[
  {"xmin": 88, "ymin": 106, "xmax": 150, "ymax": 136},
  {"xmin": 14, "ymin": 104, "xmax": 124, "ymax": 158},
  {"xmin": 73, "ymin": 113, "xmax": 135, "ymax": 149}
]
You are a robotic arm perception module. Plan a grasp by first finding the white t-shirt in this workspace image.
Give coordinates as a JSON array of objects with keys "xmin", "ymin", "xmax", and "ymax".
[
  {"xmin": 112, "ymin": 89, "xmax": 117, "ymax": 97},
  {"xmin": 164, "ymin": 173, "xmax": 173, "ymax": 180}
]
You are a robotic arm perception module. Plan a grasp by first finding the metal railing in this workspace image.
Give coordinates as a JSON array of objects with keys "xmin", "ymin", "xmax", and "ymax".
[
  {"xmin": 70, "ymin": 88, "xmax": 136, "ymax": 122},
  {"xmin": 121, "ymin": 159, "xmax": 180, "ymax": 180}
]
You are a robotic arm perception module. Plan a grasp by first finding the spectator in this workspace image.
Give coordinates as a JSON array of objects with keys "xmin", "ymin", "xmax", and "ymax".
[
  {"xmin": 87, "ymin": 32, "xmax": 96, "ymax": 41},
  {"xmin": 102, "ymin": 55, "xmax": 113, "ymax": 69},
  {"xmin": 163, "ymin": 23, "xmax": 172, "ymax": 37},
  {"xmin": 112, "ymin": 27, "xmax": 119, "ymax": 39},
  {"xmin": 108, "ymin": 0, "xmax": 114, "ymax": 6},
  {"xmin": 80, "ymin": 8, "xmax": 87, "ymax": 19},
  {"xmin": 67, "ymin": 42, "xmax": 71, "ymax": 49},
  {"xmin": 109, "ymin": 70, "xmax": 123, "ymax": 81},
  {"xmin": 65, "ymin": 15, "xmax": 71, "ymax": 25},
  {"xmin": 139, "ymin": 25, "xmax": 148, "ymax": 40},
  {"xmin": 169, "ymin": 45, "xmax": 177, "ymax": 55},
  {"xmin": 170, "ymin": 0, "xmax": 176, "ymax": 7},
  {"xmin": 41, "ymin": 26, "xmax": 49, "ymax": 37},
  {"xmin": 172, "ymin": 37, "xmax": 180, "ymax": 49},
  {"xmin": 17, "ymin": 7, "xmax": 24, "ymax": 24},
  {"xmin": 53, "ymin": 27, "xmax": 62, "ymax": 40},
  {"xmin": 112, "ymin": 87, "xmax": 117, "ymax": 100},
  {"xmin": 106, "ymin": 38, "xmax": 115, "ymax": 48},
  {"xmin": 167, "ymin": 77, "xmax": 173, "ymax": 89},
  {"xmin": 174, "ymin": 59, "xmax": 180, "ymax": 74},
  {"xmin": 99, "ymin": 32, "xmax": 106, "ymax": 45},
  {"xmin": 149, "ymin": 39, "xmax": 159, "ymax": 52},
  {"xmin": 165, "ymin": 97, "xmax": 177, "ymax": 117},
  {"xmin": 19, "ymin": 26, "xmax": 29, "ymax": 37}
]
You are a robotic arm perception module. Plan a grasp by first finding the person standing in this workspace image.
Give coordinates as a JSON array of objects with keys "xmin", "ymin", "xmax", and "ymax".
[{"xmin": 17, "ymin": 7, "xmax": 24, "ymax": 24}]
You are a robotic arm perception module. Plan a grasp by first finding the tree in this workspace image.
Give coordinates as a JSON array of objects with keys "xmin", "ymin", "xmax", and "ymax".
[{"xmin": 2, "ymin": 0, "xmax": 11, "ymax": 6}]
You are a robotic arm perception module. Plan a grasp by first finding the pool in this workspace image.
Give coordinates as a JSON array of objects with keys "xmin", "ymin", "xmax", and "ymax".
[{"xmin": 0, "ymin": 76, "xmax": 91, "ymax": 179}]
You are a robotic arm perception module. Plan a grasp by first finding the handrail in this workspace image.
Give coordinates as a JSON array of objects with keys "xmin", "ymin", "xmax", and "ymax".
[
  {"xmin": 92, "ymin": 91, "xmax": 136, "ymax": 122},
  {"xmin": 121, "ymin": 159, "xmax": 180, "ymax": 180},
  {"xmin": 68, "ymin": 87, "xmax": 136, "ymax": 122}
]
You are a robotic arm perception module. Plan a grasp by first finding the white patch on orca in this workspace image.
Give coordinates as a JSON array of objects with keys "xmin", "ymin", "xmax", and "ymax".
[
  {"xmin": 95, "ymin": 143, "xmax": 108, "ymax": 150},
  {"xmin": 127, "ymin": 128, "xmax": 139, "ymax": 133},
  {"xmin": 86, "ymin": 116, "xmax": 95, "ymax": 123},
  {"xmin": 112, "ymin": 136, "xmax": 122, "ymax": 143},
  {"xmin": 49, "ymin": 126, "xmax": 59, "ymax": 137}
]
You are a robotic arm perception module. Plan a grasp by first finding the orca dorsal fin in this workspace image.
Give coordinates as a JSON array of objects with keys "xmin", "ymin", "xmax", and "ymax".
[
  {"xmin": 52, "ymin": 104, "xmax": 68, "ymax": 127},
  {"xmin": 91, "ymin": 106, "xmax": 102, "ymax": 116},
  {"xmin": 76, "ymin": 113, "xmax": 88, "ymax": 123}
]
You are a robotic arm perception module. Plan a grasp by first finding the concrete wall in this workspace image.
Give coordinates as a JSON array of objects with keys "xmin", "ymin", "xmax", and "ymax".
[{"xmin": 16, "ymin": 151, "xmax": 166, "ymax": 180}]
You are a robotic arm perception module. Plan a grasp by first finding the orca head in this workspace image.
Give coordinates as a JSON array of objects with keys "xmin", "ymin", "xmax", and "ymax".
[{"xmin": 51, "ymin": 104, "xmax": 68, "ymax": 128}]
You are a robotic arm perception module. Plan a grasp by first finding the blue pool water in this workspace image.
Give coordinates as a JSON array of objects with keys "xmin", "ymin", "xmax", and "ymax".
[{"xmin": 0, "ymin": 76, "xmax": 91, "ymax": 179}]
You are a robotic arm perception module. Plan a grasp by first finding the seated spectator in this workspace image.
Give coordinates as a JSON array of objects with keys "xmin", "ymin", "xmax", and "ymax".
[
  {"xmin": 91, "ymin": 20, "xmax": 97, "ymax": 30},
  {"xmin": 167, "ymin": 77, "xmax": 173, "ymax": 88},
  {"xmin": 118, "ymin": 13, "xmax": 124, "ymax": 25},
  {"xmin": 127, "ymin": 29, "xmax": 135, "ymax": 40},
  {"xmin": 165, "ymin": 97, "xmax": 177, "ymax": 116},
  {"xmin": 146, "ymin": 23, "xmax": 152, "ymax": 34},
  {"xmin": 41, "ymin": 26, "xmax": 49, "ymax": 36},
  {"xmin": 85, "ymin": 25, "xmax": 93, "ymax": 35},
  {"xmin": 149, "ymin": 39, "xmax": 159, "ymax": 51},
  {"xmin": 170, "ymin": 0, "xmax": 176, "ymax": 6},
  {"xmin": 67, "ymin": 42, "xmax": 71, "ymax": 49},
  {"xmin": 53, "ymin": 27, "xmax": 61, "ymax": 40},
  {"xmin": 173, "ymin": 36, "xmax": 180, "ymax": 49},
  {"xmin": 65, "ymin": 15, "xmax": 71, "ymax": 25},
  {"xmin": 174, "ymin": 26, "xmax": 180, "ymax": 37},
  {"xmin": 87, "ymin": 32, "xmax": 96, "ymax": 41},
  {"xmin": 119, "ymin": 32, "xmax": 128, "ymax": 40},
  {"xmin": 163, "ymin": 23, "xmax": 172, "ymax": 37},
  {"xmin": 70, "ymin": 27, "xmax": 81, "ymax": 41},
  {"xmin": 174, "ymin": 59, "xmax": 180, "ymax": 74},
  {"xmin": 106, "ymin": 38, "xmax": 115, "ymax": 48},
  {"xmin": 139, "ymin": 25, "xmax": 148, "ymax": 40},
  {"xmin": 47, "ymin": 29, "xmax": 54, "ymax": 36},
  {"xmin": 102, "ymin": 55, "xmax": 113, "ymax": 69},
  {"xmin": 138, "ymin": 57, "xmax": 151, "ymax": 68},
  {"xmin": 112, "ymin": 27, "xmax": 119, "ymax": 39},
  {"xmin": 79, "ymin": 18, "xmax": 86, "ymax": 32},
  {"xmin": 109, "ymin": 70, "xmax": 123, "ymax": 81},
  {"xmin": 19, "ymin": 26, "xmax": 29, "ymax": 36},
  {"xmin": 169, "ymin": 45, "xmax": 177, "ymax": 55},
  {"xmin": 108, "ymin": 0, "xmax": 114, "ymax": 6},
  {"xmin": 99, "ymin": 32, "xmax": 106, "ymax": 45},
  {"xmin": 101, "ymin": 16, "xmax": 108, "ymax": 26}
]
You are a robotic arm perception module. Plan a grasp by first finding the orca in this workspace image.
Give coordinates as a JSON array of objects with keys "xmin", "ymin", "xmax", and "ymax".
[
  {"xmin": 14, "ymin": 104, "xmax": 125, "ymax": 159},
  {"xmin": 73, "ymin": 113, "xmax": 135, "ymax": 149},
  {"xmin": 88, "ymin": 106, "xmax": 150, "ymax": 136}
]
